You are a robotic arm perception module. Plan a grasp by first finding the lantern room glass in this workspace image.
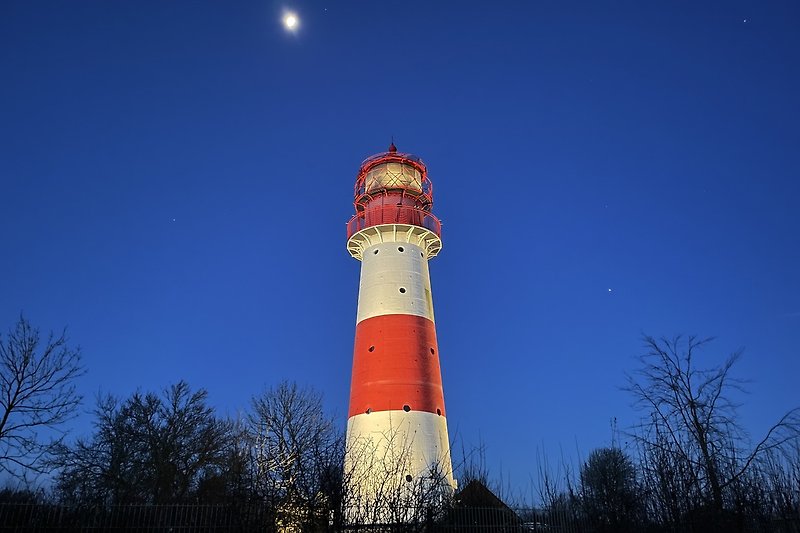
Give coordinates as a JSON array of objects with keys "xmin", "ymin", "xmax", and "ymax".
[{"xmin": 363, "ymin": 162, "xmax": 423, "ymax": 194}]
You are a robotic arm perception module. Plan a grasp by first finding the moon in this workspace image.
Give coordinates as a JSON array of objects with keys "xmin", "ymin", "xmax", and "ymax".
[{"xmin": 283, "ymin": 11, "xmax": 299, "ymax": 32}]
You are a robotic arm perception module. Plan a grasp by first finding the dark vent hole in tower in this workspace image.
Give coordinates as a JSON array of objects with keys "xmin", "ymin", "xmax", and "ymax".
[
  {"xmin": 373, "ymin": 249, "xmax": 379, "ymax": 255},
  {"xmin": 398, "ymin": 246, "xmax": 404, "ymax": 252},
  {"xmin": 405, "ymin": 474, "xmax": 413, "ymax": 483},
  {"xmin": 437, "ymin": 409, "xmax": 442, "ymax": 416},
  {"xmin": 399, "ymin": 287, "xmax": 406, "ymax": 294},
  {"xmin": 430, "ymin": 347, "xmax": 435, "ymax": 355},
  {"xmin": 368, "ymin": 346, "xmax": 375, "ymax": 352},
  {"xmin": 403, "ymin": 404, "xmax": 411, "ymax": 412}
]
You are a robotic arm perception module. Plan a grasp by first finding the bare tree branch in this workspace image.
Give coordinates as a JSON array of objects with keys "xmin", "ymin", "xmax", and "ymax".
[
  {"xmin": 624, "ymin": 334, "xmax": 800, "ymax": 516},
  {"xmin": 0, "ymin": 314, "xmax": 84, "ymax": 478}
]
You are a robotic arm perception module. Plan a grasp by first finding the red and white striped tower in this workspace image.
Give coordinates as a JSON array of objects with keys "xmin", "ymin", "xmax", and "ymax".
[{"xmin": 344, "ymin": 143, "xmax": 455, "ymax": 507}]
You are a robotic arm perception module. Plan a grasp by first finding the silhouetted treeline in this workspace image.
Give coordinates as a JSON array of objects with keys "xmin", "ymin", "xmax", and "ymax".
[
  {"xmin": 2, "ymin": 317, "xmax": 799, "ymax": 531},
  {"xmin": 49, "ymin": 381, "xmax": 346, "ymax": 529},
  {"xmin": 535, "ymin": 337, "xmax": 800, "ymax": 533}
]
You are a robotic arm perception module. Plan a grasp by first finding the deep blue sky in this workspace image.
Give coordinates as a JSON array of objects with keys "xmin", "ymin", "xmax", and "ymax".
[{"xmin": 2, "ymin": 1, "xmax": 798, "ymax": 496}]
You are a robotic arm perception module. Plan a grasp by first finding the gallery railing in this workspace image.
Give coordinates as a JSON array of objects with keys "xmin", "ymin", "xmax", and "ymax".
[{"xmin": 347, "ymin": 205, "xmax": 441, "ymax": 240}]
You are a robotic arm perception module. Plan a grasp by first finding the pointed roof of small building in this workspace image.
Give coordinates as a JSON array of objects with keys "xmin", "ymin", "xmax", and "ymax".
[{"xmin": 454, "ymin": 480, "xmax": 512, "ymax": 510}]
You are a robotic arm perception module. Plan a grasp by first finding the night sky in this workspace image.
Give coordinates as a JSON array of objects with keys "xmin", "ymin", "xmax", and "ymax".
[{"xmin": 2, "ymin": 1, "xmax": 798, "ymax": 496}]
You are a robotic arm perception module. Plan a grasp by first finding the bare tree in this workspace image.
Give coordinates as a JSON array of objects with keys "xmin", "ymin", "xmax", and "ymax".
[
  {"xmin": 246, "ymin": 381, "xmax": 343, "ymax": 529},
  {"xmin": 626, "ymin": 335, "xmax": 800, "ymax": 518},
  {"xmin": 454, "ymin": 437, "xmax": 491, "ymax": 490},
  {"xmin": 0, "ymin": 315, "xmax": 84, "ymax": 478},
  {"xmin": 55, "ymin": 381, "xmax": 231, "ymax": 505}
]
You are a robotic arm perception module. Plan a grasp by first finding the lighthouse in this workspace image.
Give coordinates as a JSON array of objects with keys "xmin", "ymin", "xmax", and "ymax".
[{"xmin": 344, "ymin": 143, "xmax": 455, "ymax": 513}]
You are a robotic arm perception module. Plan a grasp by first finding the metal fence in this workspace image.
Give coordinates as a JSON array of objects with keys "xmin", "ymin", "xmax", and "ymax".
[
  {"xmin": 1, "ymin": 503, "xmax": 798, "ymax": 532},
  {"xmin": 0, "ymin": 502, "xmax": 270, "ymax": 532}
]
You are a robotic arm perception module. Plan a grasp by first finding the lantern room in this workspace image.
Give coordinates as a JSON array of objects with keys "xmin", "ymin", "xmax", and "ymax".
[
  {"xmin": 346, "ymin": 143, "xmax": 442, "ymax": 260},
  {"xmin": 353, "ymin": 143, "xmax": 433, "ymax": 212}
]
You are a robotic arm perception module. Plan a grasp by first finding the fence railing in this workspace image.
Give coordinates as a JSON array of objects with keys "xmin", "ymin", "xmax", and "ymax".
[
  {"xmin": 0, "ymin": 502, "xmax": 271, "ymax": 531},
  {"xmin": 1, "ymin": 502, "xmax": 798, "ymax": 532}
]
